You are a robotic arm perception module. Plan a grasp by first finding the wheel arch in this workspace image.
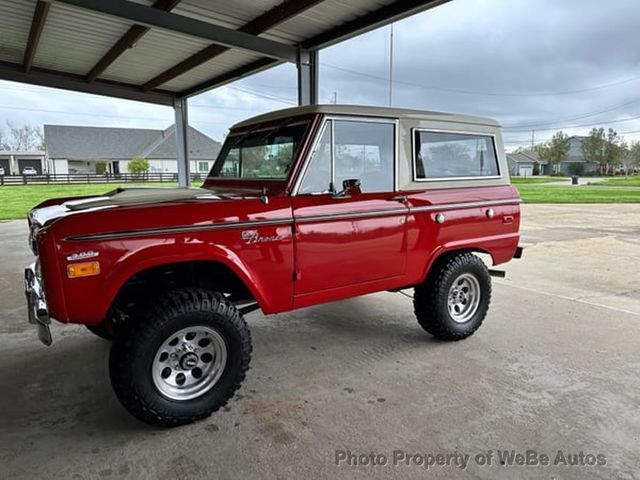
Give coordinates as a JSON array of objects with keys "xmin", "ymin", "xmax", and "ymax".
[
  {"xmin": 100, "ymin": 254, "xmax": 268, "ymax": 323},
  {"xmin": 420, "ymin": 246, "xmax": 493, "ymax": 284}
]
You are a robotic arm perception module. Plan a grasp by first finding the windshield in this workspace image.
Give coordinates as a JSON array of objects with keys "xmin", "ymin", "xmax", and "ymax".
[{"xmin": 209, "ymin": 121, "xmax": 310, "ymax": 180}]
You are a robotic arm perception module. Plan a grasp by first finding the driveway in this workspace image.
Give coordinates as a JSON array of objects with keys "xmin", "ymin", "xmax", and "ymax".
[{"xmin": 0, "ymin": 204, "xmax": 638, "ymax": 479}]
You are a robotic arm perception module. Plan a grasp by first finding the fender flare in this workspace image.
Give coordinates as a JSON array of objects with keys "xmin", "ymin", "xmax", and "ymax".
[{"xmin": 96, "ymin": 243, "xmax": 269, "ymax": 321}]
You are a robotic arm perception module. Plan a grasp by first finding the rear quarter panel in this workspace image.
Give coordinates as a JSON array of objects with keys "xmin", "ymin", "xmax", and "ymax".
[{"xmin": 403, "ymin": 185, "xmax": 521, "ymax": 284}]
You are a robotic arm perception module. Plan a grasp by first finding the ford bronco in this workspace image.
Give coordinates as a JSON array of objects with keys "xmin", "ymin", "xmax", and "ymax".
[{"xmin": 25, "ymin": 105, "xmax": 521, "ymax": 427}]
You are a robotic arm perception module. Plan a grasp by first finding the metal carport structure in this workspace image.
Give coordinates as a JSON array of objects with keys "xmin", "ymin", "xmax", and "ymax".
[{"xmin": 0, "ymin": 0, "xmax": 449, "ymax": 186}]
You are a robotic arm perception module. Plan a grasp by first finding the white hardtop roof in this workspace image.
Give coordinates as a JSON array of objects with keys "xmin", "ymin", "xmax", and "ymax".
[{"xmin": 232, "ymin": 104, "xmax": 501, "ymax": 130}]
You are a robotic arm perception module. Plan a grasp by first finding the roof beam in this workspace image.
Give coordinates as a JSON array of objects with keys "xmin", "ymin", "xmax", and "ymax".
[
  {"xmin": 142, "ymin": 0, "xmax": 324, "ymax": 91},
  {"xmin": 0, "ymin": 61, "xmax": 175, "ymax": 106},
  {"xmin": 302, "ymin": 0, "xmax": 452, "ymax": 51},
  {"xmin": 179, "ymin": 0, "xmax": 450, "ymax": 98},
  {"xmin": 179, "ymin": 58, "xmax": 282, "ymax": 98},
  {"xmin": 55, "ymin": 0, "xmax": 298, "ymax": 62},
  {"xmin": 86, "ymin": 0, "xmax": 182, "ymax": 83},
  {"xmin": 23, "ymin": 1, "xmax": 50, "ymax": 73}
]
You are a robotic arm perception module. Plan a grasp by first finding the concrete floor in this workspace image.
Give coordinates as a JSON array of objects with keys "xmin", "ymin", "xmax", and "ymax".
[{"xmin": 0, "ymin": 204, "xmax": 639, "ymax": 479}]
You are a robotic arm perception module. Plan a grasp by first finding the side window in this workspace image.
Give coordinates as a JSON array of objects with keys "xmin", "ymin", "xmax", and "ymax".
[
  {"xmin": 414, "ymin": 130, "xmax": 499, "ymax": 179},
  {"xmin": 299, "ymin": 123, "xmax": 333, "ymax": 194},
  {"xmin": 298, "ymin": 119, "xmax": 395, "ymax": 194},
  {"xmin": 334, "ymin": 121, "xmax": 394, "ymax": 193}
]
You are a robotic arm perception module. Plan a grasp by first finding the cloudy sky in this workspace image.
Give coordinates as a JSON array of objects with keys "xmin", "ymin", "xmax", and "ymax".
[{"xmin": 1, "ymin": 0, "xmax": 639, "ymax": 150}]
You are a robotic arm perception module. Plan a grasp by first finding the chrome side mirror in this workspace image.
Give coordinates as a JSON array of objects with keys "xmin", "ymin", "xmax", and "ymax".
[{"xmin": 332, "ymin": 179, "xmax": 361, "ymax": 199}]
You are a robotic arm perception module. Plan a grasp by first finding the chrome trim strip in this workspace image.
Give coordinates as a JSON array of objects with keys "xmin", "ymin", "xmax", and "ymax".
[
  {"xmin": 295, "ymin": 208, "xmax": 408, "ymax": 224},
  {"xmin": 67, "ymin": 199, "xmax": 520, "ymax": 241},
  {"xmin": 409, "ymin": 198, "xmax": 521, "ymax": 213},
  {"xmin": 66, "ymin": 218, "xmax": 294, "ymax": 241},
  {"xmin": 411, "ymin": 127, "xmax": 503, "ymax": 182}
]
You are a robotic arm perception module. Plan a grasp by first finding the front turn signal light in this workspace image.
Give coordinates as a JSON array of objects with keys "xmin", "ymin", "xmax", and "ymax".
[{"xmin": 67, "ymin": 261, "xmax": 100, "ymax": 278}]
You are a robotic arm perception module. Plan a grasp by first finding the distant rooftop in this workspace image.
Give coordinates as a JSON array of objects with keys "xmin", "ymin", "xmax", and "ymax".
[{"xmin": 44, "ymin": 124, "xmax": 220, "ymax": 161}]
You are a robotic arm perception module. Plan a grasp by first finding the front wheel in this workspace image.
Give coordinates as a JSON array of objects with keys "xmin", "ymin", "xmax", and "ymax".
[
  {"xmin": 414, "ymin": 252, "xmax": 491, "ymax": 341},
  {"xmin": 85, "ymin": 323, "xmax": 114, "ymax": 340},
  {"xmin": 109, "ymin": 288, "xmax": 252, "ymax": 427}
]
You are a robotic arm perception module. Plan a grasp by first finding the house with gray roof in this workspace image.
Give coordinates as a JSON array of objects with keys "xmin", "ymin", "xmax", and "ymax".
[
  {"xmin": 44, "ymin": 125, "xmax": 221, "ymax": 175},
  {"xmin": 508, "ymin": 136, "xmax": 599, "ymax": 176},
  {"xmin": 506, "ymin": 151, "xmax": 542, "ymax": 177}
]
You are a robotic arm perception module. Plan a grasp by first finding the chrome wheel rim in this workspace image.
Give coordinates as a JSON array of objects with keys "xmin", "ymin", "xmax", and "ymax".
[
  {"xmin": 152, "ymin": 326, "xmax": 227, "ymax": 401},
  {"xmin": 447, "ymin": 273, "xmax": 481, "ymax": 324}
]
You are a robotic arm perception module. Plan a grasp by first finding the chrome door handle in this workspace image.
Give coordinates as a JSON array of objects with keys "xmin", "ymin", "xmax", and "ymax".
[{"xmin": 389, "ymin": 195, "xmax": 407, "ymax": 204}]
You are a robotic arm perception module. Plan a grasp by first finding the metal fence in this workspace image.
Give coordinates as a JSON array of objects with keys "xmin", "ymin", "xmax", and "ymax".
[{"xmin": 0, "ymin": 172, "xmax": 208, "ymax": 186}]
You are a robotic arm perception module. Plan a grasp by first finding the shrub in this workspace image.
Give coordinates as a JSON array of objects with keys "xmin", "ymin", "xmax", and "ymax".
[
  {"xmin": 129, "ymin": 157, "xmax": 149, "ymax": 175},
  {"xmin": 95, "ymin": 161, "xmax": 107, "ymax": 175}
]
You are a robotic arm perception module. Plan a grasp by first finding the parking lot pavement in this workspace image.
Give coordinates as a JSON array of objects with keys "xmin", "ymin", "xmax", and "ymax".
[{"xmin": 1, "ymin": 205, "xmax": 639, "ymax": 480}]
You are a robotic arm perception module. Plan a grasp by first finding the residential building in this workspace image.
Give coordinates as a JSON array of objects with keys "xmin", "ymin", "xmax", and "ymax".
[
  {"xmin": 44, "ymin": 124, "xmax": 221, "ymax": 175},
  {"xmin": 507, "ymin": 136, "xmax": 599, "ymax": 176},
  {"xmin": 506, "ymin": 151, "xmax": 540, "ymax": 177},
  {"xmin": 0, "ymin": 151, "xmax": 46, "ymax": 175},
  {"xmin": 555, "ymin": 136, "xmax": 598, "ymax": 175}
]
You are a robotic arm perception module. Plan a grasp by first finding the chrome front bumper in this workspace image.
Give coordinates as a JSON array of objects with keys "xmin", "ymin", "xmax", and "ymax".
[{"xmin": 24, "ymin": 262, "xmax": 52, "ymax": 346}]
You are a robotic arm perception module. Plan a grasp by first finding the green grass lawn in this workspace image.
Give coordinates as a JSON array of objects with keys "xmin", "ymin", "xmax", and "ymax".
[
  {"xmin": 0, "ymin": 183, "xmax": 183, "ymax": 220},
  {"xmin": 591, "ymin": 176, "xmax": 640, "ymax": 187},
  {"xmin": 2, "ymin": 181, "xmax": 640, "ymax": 221},
  {"xmin": 515, "ymin": 185, "xmax": 640, "ymax": 203},
  {"xmin": 509, "ymin": 176, "xmax": 568, "ymax": 184}
]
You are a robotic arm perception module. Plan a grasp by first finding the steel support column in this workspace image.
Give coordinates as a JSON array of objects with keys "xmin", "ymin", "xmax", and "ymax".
[
  {"xmin": 297, "ymin": 49, "xmax": 318, "ymax": 106},
  {"xmin": 174, "ymin": 97, "xmax": 190, "ymax": 187}
]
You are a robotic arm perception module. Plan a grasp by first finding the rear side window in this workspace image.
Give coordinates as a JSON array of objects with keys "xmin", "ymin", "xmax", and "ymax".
[{"xmin": 414, "ymin": 130, "xmax": 499, "ymax": 180}]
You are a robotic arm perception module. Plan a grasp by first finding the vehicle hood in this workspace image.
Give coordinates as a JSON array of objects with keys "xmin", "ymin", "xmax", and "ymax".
[{"xmin": 29, "ymin": 186, "xmax": 263, "ymax": 227}]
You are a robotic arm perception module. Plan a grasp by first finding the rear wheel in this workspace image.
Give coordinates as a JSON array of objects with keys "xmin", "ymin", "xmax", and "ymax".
[
  {"xmin": 414, "ymin": 252, "xmax": 491, "ymax": 341},
  {"xmin": 109, "ymin": 288, "xmax": 252, "ymax": 427}
]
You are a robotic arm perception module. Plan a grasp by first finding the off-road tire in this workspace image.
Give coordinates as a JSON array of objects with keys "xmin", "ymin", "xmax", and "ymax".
[
  {"xmin": 85, "ymin": 323, "xmax": 114, "ymax": 340},
  {"xmin": 109, "ymin": 288, "xmax": 252, "ymax": 427},
  {"xmin": 414, "ymin": 252, "xmax": 491, "ymax": 341}
]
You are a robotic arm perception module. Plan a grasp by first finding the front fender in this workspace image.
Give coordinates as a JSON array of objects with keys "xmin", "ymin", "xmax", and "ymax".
[{"xmin": 60, "ymin": 228, "xmax": 294, "ymax": 324}]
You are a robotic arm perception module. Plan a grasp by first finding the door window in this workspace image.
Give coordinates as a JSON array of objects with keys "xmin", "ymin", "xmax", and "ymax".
[
  {"xmin": 298, "ymin": 123, "xmax": 332, "ymax": 194},
  {"xmin": 298, "ymin": 119, "xmax": 395, "ymax": 194}
]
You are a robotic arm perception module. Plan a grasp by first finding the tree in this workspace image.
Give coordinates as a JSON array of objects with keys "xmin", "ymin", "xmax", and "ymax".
[
  {"xmin": 0, "ymin": 129, "xmax": 8, "ymax": 150},
  {"xmin": 537, "ymin": 131, "xmax": 570, "ymax": 174},
  {"xmin": 581, "ymin": 127, "xmax": 606, "ymax": 169},
  {"xmin": 581, "ymin": 127, "xmax": 622, "ymax": 175},
  {"xmin": 4, "ymin": 122, "xmax": 44, "ymax": 151},
  {"xmin": 129, "ymin": 156, "xmax": 149, "ymax": 175},
  {"xmin": 622, "ymin": 141, "xmax": 640, "ymax": 175},
  {"xmin": 603, "ymin": 129, "xmax": 623, "ymax": 174}
]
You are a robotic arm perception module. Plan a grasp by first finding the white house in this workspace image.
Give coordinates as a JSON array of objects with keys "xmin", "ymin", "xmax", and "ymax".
[
  {"xmin": 44, "ymin": 124, "xmax": 221, "ymax": 175},
  {"xmin": 0, "ymin": 151, "xmax": 46, "ymax": 175}
]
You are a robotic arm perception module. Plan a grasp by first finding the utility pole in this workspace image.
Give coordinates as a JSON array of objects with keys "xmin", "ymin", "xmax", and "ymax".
[
  {"xmin": 331, "ymin": 91, "xmax": 337, "ymax": 104},
  {"xmin": 389, "ymin": 23, "xmax": 394, "ymax": 106},
  {"xmin": 531, "ymin": 129, "xmax": 535, "ymax": 150}
]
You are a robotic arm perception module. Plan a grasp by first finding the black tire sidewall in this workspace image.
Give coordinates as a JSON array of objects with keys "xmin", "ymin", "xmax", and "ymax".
[
  {"xmin": 436, "ymin": 258, "xmax": 490, "ymax": 335},
  {"xmin": 109, "ymin": 291, "xmax": 251, "ymax": 425}
]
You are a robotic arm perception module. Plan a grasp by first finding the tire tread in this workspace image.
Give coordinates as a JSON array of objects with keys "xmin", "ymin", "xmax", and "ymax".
[
  {"xmin": 109, "ymin": 288, "xmax": 252, "ymax": 427},
  {"xmin": 413, "ymin": 252, "xmax": 491, "ymax": 341}
]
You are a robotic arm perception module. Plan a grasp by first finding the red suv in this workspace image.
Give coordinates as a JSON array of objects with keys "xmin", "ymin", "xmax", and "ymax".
[{"xmin": 25, "ymin": 105, "xmax": 521, "ymax": 426}]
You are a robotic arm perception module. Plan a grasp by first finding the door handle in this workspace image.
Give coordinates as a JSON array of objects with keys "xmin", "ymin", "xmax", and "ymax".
[{"xmin": 389, "ymin": 195, "xmax": 407, "ymax": 204}]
